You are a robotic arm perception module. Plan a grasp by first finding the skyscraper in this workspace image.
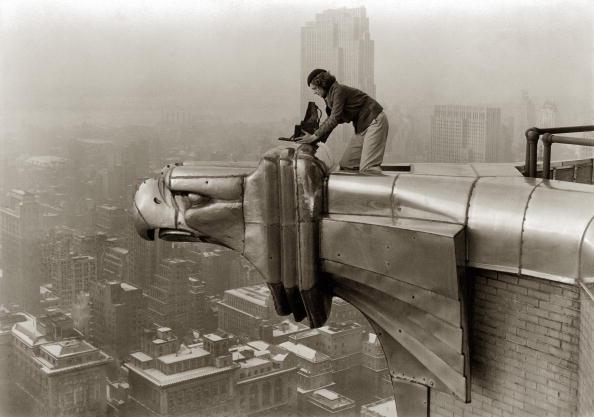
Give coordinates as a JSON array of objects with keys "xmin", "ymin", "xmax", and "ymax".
[
  {"xmin": 144, "ymin": 259, "xmax": 193, "ymax": 337},
  {"xmin": 51, "ymin": 254, "xmax": 96, "ymax": 310},
  {"xmin": 301, "ymin": 7, "xmax": 376, "ymax": 147},
  {"xmin": 430, "ymin": 105, "xmax": 502, "ymax": 163},
  {"xmin": 0, "ymin": 190, "xmax": 42, "ymax": 312}
]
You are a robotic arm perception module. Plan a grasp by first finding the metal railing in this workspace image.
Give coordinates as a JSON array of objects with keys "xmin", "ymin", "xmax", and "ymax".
[{"xmin": 524, "ymin": 125, "xmax": 594, "ymax": 178}]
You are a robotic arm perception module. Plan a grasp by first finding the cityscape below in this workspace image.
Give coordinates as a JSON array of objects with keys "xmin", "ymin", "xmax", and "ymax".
[{"xmin": 1, "ymin": 3, "xmax": 593, "ymax": 417}]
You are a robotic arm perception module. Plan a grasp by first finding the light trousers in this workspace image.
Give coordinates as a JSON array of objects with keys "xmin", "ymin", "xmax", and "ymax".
[{"xmin": 339, "ymin": 111, "xmax": 389, "ymax": 173}]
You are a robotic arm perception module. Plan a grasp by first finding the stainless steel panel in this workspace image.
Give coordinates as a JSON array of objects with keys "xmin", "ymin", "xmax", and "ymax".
[
  {"xmin": 366, "ymin": 318, "xmax": 451, "ymax": 395},
  {"xmin": 393, "ymin": 175, "xmax": 476, "ymax": 224},
  {"xmin": 470, "ymin": 163, "xmax": 523, "ymax": 177},
  {"xmin": 184, "ymin": 201, "xmax": 244, "ymax": 250},
  {"xmin": 243, "ymin": 223, "xmax": 280, "ymax": 286},
  {"xmin": 133, "ymin": 177, "xmax": 177, "ymax": 239},
  {"xmin": 168, "ymin": 170, "xmax": 244, "ymax": 201},
  {"xmin": 322, "ymin": 260, "xmax": 461, "ymax": 327},
  {"xmin": 392, "ymin": 379, "xmax": 430, "ymax": 417},
  {"xmin": 332, "ymin": 275, "xmax": 464, "ymax": 369},
  {"xmin": 279, "ymin": 153, "xmax": 298, "ymax": 290},
  {"xmin": 409, "ymin": 163, "xmax": 477, "ymax": 177},
  {"xmin": 321, "ymin": 215, "xmax": 464, "ymax": 299},
  {"xmin": 327, "ymin": 174, "xmax": 397, "ymax": 217},
  {"xmin": 334, "ymin": 283, "xmax": 467, "ymax": 400},
  {"xmin": 467, "ymin": 177, "xmax": 540, "ymax": 273},
  {"xmin": 521, "ymin": 180, "xmax": 594, "ymax": 282},
  {"xmin": 580, "ymin": 218, "xmax": 594, "ymax": 284},
  {"xmin": 244, "ymin": 157, "xmax": 279, "ymax": 224}
]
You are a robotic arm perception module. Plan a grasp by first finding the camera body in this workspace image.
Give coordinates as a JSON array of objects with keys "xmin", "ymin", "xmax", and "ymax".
[{"xmin": 279, "ymin": 102, "xmax": 322, "ymax": 141}]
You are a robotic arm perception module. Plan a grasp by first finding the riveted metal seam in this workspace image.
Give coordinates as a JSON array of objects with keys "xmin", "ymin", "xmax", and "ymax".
[
  {"xmin": 519, "ymin": 181, "xmax": 542, "ymax": 275},
  {"xmin": 463, "ymin": 177, "xmax": 480, "ymax": 263},
  {"xmin": 390, "ymin": 174, "xmax": 401, "ymax": 220},
  {"xmin": 577, "ymin": 215, "xmax": 594, "ymax": 283}
]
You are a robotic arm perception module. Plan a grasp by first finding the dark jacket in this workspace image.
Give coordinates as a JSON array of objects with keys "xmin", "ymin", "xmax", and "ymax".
[{"xmin": 314, "ymin": 81, "xmax": 383, "ymax": 141}]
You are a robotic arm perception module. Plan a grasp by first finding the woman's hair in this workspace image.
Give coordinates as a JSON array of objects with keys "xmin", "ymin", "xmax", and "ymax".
[{"xmin": 310, "ymin": 71, "xmax": 336, "ymax": 90}]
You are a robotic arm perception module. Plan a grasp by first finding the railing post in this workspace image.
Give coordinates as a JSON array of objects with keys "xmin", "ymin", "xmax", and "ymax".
[
  {"xmin": 525, "ymin": 128, "xmax": 540, "ymax": 177},
  {"xmin": 542, "ymin": 133, "xmax": 552, "ymax": 180}
]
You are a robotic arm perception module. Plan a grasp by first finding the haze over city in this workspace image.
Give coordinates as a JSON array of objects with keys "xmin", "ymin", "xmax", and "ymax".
[
  {"xmin": 2, "ymin": 0, "xmax": 592, "ymax": 124},
  {"xmin": 1, "ymin": 1, "xmax": 594, "ymax": 417}
]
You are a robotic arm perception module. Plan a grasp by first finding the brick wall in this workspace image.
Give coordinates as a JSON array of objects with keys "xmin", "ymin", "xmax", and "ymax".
[
  {"xmin": 431, "ymin": 270, "xmax": 582, "ymax": 417},
  {"xmin": 578, "ymin": 284, "xmax": 594, "ymax": 417}
]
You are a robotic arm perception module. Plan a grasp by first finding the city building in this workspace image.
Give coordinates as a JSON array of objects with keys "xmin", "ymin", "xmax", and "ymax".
[
  {"xmin": 72, "ymin": 230, "xmax": 109, "ymax": 270},
  {"xmin": 95, "ymin": 205, "xmax": 127, "ymax": 236},
  {"xmin": 305, "ymin": 388, "xmax": 356, "ymax": 417},
  {"xmin": 71, "ymin": 291, "xmax": 91, "ymax": 337},
  {"xmin": 301, "ymin": 7, "xmax": 376, "ymax": 150},
  {"xmin": 512, "ymin": 91, "xmax": 536, "ymax": 158},
  {"xmin": 102, "ymin": 246, "xmax": 130, "ymax": 282},
  {"xmin": 327, "ymin": 297, "xmax": 368, "ymax": 327},
  {"xmin": 51, "ymin": 254, "xmax": 96, "ymax": 310},
  {"xmin": 259, "ymin": 319, "xmax": 310, "ymax": 345},
  {"xmin": 430, "ymin": 105, "xmax": 502, "ymax": 163},
  {"xmin": 11, "ymin": 314, "xmax": 111, "ymax": 417},
  {"xmin": 360, "ymin": 397, "xmax": 397, "ymax": 417},
  {"xmin": 90, "ymin": 280, "xmax": 144, "ymax": 361},
  {"xmin": 361, "ymin": 333, "xmax": 391, "ymax": 395},
  {"xmin": 301, "ymin": 7, "xmax": 376, "ymax": 109},
  {"xmin": 180, "ymin": 246, "xmax": 248, "ymax": 295},
  {"xmin": 278, "ymin": 341, "xmax": 334, "ymax": 393},
  {"xmin": 0, "ymin": 189, "xmax": 42, "ymax": 312},
  {"xmin": 234, "ymin": 345, "xmax": 298, "ymax": 415},
  {"xmin": 189, "ymin": 276, "xmax": 210, "ymax": 332},
  {"xmin": 127, "ymin": 209, "xmax": 156, "ymax": 289},
  {"xmin": 145, "ymin": 259, "xmax": 193, "ymax": 337},
  {"xmin": 125, "ymin": 328, "xmax": 239, "ymax": 416},
  {"xmin": 217, "ymin": 284, "xmax": 278, "ymax": 339}
]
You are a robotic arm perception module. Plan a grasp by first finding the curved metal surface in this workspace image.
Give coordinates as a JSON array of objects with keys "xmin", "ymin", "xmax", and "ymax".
[
  {"xmin": 521, "ymin": 181, "xmax": 594, "ymax": 283},
  {"xmin": 580, "ymin": 218, "xmax": 594, "ymax": 284},
  {"xmin": 133, "ymin": 149, "xmax": 594, "ymax": 415},
  {"xmin": 327, "ymin": 174, "xmax": 397, "ymax": 217},
  {"xmin": 467, "ymin": 177, "xmax": 541, "ymax": 273},
  {"xmin": 321, "ymin": 215, "xmax": 464, "ymax": 299},
  {"xmin": 392, "ymin": 175, "xmax": 476, "ymax": 224}
]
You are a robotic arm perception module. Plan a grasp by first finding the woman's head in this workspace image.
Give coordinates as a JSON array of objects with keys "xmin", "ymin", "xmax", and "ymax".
[{"xmin": 307, "ymin": 69, "xmax": 336, "ymax": 98}]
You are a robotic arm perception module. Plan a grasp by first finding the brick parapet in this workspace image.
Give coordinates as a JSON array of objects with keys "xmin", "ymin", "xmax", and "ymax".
[
  {"xmin": 578, "ymin": 284, "xmax": 594, "ymax": 417},
  {"xmin": 431, "ymin": 270, "xmax": 582, "ymax": 417}
]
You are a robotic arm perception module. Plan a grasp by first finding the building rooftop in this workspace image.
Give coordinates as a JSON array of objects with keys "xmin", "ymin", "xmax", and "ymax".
[
  {"xmin": 225, "ymin": 285, "xmax": 270, "ymax": 307},
  {"xmin": 247, "ymin": 340, "xmax": 270, "ymax": 351},
  {"xmin": 239, "ymin": 357, "xmax": 269, "ymax": 369},
  {"xmin": 362, "ymin": 397, "xmax": 397, "ymax": 417},
  {"xmin": 125, "ymin": 362, "xmax": 236, "ymax": 387},
  {"xmin": 130, "ymin": 351, "xmax": 153, "ymax": 362},
  {"xmin": 120, "ymin": 282, "xmax": 138, "ymax": 292},
  {"xmin": 309, "ymin": 389, "xmax": 355, "ymax": 411},
  {"xmin": 42, "ymin": 339, "xmax": 96, "ymax": 358},
  {"xmin": 158, "ymin": 346, "xmax": 210, "ymax": 364},
  {"xmin": 12, "ymin": 319, "xmax": 48, "ymax": 347},
  {"xmin": 320, "ymin": 321, "xmax": 362, "ymax": 334},
  {"xmin": 279, "ymin": 341, "xmax": 329, "ymax": 363},
  {"xmin": 273, "ymin": 320, "xmax": 308, "ymax": 336},
  {"xmin": 203, "ymin": 333, "xmax": 223, "ymax": 342}
]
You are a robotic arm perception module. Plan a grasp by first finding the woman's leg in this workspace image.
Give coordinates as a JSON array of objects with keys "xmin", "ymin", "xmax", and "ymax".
[{"xmin": 359, "ymin": 112, "xmax": 389, "ymax": 173}]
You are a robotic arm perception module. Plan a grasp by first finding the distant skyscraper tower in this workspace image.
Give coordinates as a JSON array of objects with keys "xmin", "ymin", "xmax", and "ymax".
[
  {"xmin": 430, "ymin": 105, "xmax": 502, "ymax": 163},
  {"xmin": 301, "ymin": 7, "xmax": 376, "ymax": 147},
  {"xmin": 0, "ymin": 190, "xmax": 42, "ymax": 312},
  {"xmin": 537, "ymin": 100, "xmax": 559, "ymax": 129}
]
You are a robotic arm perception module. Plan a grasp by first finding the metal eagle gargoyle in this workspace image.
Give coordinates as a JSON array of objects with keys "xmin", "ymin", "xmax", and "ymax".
[{"xmin": 133, "ymin": 144, "xmax": 594, "ymax": 417}]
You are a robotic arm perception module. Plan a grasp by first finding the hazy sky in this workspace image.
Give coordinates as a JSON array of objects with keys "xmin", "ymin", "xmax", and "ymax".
[{"xmin": 1, "ymin": 0, "xmax": 592, "ymax": 122}]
